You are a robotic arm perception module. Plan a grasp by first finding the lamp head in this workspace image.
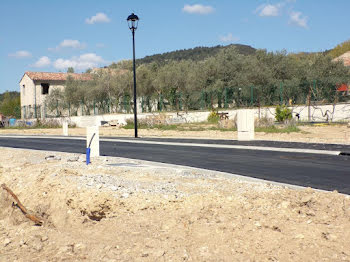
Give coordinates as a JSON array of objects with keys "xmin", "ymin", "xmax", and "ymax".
[{"xmin": 127, "ymin": 13, "xmax": 139, "ymax": 30}]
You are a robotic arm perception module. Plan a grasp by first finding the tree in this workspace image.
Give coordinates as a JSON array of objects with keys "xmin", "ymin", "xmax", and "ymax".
[
  {"xmin": 0, "ymin": 92, "xmax": 20, "ymax": 118},
  {"xmin": 67, "ymin": 67, "xmax": 75, "ymax": 73}
]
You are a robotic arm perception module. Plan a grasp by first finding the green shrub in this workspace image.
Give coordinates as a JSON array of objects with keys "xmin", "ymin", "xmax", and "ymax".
[
  {"xmin": 207, "ymin": 110, "xmax": 220, "ymax": 124},
  {"xmin": 275, "ymin": 105, "xmax": 292, "ymax": 122}
]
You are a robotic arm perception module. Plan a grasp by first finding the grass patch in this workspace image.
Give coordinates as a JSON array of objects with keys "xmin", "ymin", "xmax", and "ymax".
[
  {"xmin": 122, "ymin": 121, "xmax": 300, "ymax": 133},
  {"xmin": 122, "ymin": 123, "xmax": 178, "ymax": 130},
  {"xmin": 2, "ymin": 119, "xmax": 74, "ymax": 129},
  {"xmin": 208, "ymin": 126, "xmax": 237, "ymax": 132},
  {"xmin": 255, "ymin": 125, "xmax": 300, "ymax": 133}
]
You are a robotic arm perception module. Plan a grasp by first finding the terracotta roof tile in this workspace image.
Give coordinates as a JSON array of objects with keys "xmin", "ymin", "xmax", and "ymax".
[{"xmin": 25, "ymin": 71, "xmax": 93, "ymax": 81}]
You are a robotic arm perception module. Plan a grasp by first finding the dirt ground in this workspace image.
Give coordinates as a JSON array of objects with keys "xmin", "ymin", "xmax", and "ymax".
[
  {"xmin": 0, "ymin": 124, "xmax": 349, "ymax": 144},
  {"xmin": 0, "ymin": 147, "xmax": 350, "ymax": 261}
]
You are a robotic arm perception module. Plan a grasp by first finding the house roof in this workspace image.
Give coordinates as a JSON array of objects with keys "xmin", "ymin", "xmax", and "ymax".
[
  {"xmin": 22, "ymin": 71, "xmax": 93, "ymax": 82},
  {"xmin": 333, "ymin": 51, "xmax": 350, "ymax": 67}
]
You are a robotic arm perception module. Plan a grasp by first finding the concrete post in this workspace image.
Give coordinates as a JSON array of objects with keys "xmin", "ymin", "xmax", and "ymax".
[
  {"xmin": 86, "ymin": 126, "xmax": 100, "ymax": 157},
  {"xmin": 62, "ymin": 120, "xmax": 68, "ymax": 136},
  {"xmin": 237, "ymin": 109, "xmax": 255, "ymax": 141}
]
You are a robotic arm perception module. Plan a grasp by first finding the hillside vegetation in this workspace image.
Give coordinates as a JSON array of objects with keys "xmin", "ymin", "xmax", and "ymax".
[
  {"xmin": 329, "ymin": 39, "xmax": 350, "ymax": 58},
  {"xmin": 136, "ymin": 44, "xmax": 256, "ymax": 64}
]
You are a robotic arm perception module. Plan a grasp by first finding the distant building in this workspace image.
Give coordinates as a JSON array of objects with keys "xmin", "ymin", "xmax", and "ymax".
[
  {"xmin": 19, "ymin": 72, "xmax": 92, "ymax": 119},
  {"xmin": 333, "ymin": 51, "xmax": 350, "ymax": 67}
]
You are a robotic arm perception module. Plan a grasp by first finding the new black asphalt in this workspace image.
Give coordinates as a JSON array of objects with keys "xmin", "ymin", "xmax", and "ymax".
[
  {"xmin": 0, "ymin": 136, "xmax": 349, "ymax": 194},
  {"xmin": 103, "ymin": 136, "xmax": 350, "ymax": 153}
]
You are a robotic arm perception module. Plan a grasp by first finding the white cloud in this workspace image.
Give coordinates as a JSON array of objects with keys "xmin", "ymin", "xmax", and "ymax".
[
  {"xmin": 289, "ymin": 11, "xmax": 308, "ymax": 28},
  {"xmin": 32, "ymin": 56, "xmax": 51, "ymax": 67},
  {"xmin": 53, "ymin": 53, "xmax": 106, "ymax": 71},
  {"xmin": 85, "ymin": 12, "xmax": 111, "ymax": 24},
  {"xmin": 48, "ymin": 39, "xmax": 86, "ymax": 51},
  {"xmin": 96, "ymin": 43, "xmax": 105, "ymax": 48},
  {"xmin": 182, "ymin": 4, "xmax": 214, "ymax": 15},
  {"xmin": 220, "ymin": 33, "xmax": 239, "ymax": 43},
  {"xmin": 255, "ymin": 4, "xmax": 282, "ymax": 17},
  {"xmin": 8, "ymin": 50, "xmax": 32, "ymax": 58}
]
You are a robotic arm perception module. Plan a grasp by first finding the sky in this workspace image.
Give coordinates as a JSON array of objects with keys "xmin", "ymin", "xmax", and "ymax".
[{"xmin": 1, "ymin": 0, "xmax": 350, "ymax": 93}]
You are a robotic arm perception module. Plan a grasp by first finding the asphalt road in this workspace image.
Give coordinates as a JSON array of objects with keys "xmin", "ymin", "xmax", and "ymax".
[{"xmin": 0, "ymin": 136, "xmax": 349, "ymax": 194}]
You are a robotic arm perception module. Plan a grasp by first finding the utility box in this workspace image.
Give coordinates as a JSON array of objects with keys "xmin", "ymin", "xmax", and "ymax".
[
  {"xmin": 237, "ymin": 109, "xmax": 255, "ymax": 141},
  {"xmin": 86, "ymin": 126, "xmax": 100, "ymax": 157}
]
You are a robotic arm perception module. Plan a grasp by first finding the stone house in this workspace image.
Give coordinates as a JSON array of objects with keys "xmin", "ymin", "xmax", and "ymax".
[
  {"xmin": 333, "ymin": 51, "xmax": 350, "ymax": 67},
  {"xmin": 19, "ymin": 72, "xmax": 92, "ymax": 119}
]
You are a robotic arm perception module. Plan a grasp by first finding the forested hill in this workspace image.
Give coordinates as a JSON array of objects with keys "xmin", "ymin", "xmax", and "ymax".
[
  {"xmin": 137, "ymin": 44, "xmax": 256, "ymax": 64},
  {"xmin": 0, "ymin": 91, "xmax": 19, "ymax": 103}
]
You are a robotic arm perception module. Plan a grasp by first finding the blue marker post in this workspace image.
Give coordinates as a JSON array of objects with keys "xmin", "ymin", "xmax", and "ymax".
[{"xmin": 86, "ymin": 133, "xmax": 95, "ymax": 165}]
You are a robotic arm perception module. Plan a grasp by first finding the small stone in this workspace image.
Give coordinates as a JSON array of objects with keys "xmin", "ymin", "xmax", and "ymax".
[
  {"xmin": 121, "ymin": 193, "xmax": 129, "ymax": 198},
  {"xmin": 301, "ymin": 195, "xmax": 313, "ymax": 205},
  {"xmin": 41, "ymin": 236, "xmax": 49, "ymax": 242},
  {"xmin": 295, "ymin": 234, "xmax": 304, "ymax": 239},
  {"xmin": 74, "ymin": 243, "xmax": 86, "ymax": 251},
  {"xmin": 45, "ymin": 155, "xmax": 61, "ymax": 161},
  {"xmin": 281, "ymin": 201, "xmax": 290, "ymax": 208},
  {"xmin": 110, "ymin": 186, "xmax": 117, "ymax": 191},
  {"xmin": 97, "ymin": 184, "xmax": 102, "ymax": 189},
  {"xmin": 254, "ymin": 221, "xmax": 262, "ymax": 228},
  {"xmin": 67, "ymin": 156, "xmax": 79, "ymax": 162},
  {"xmin": 306, "ymin": 210, "xmax": 316, "ymax": 216},
  {"xmin": 59, "ymin": 244, "xmax": 74, "ymax": 254},
  {"xmin": 4, "ymin": 238, "xmax": 11, "ymax": 247},
  {"xmin": 32, "ymin": 241, "xmax": 43, "ymax": 251},
  {"xmin": 19, "ymin": 239, "xmax": 27, "ymax": 247}
]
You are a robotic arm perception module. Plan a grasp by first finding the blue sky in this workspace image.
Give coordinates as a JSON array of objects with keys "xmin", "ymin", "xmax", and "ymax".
[{"xmin": 1, "ymin": 0, "xmax": 349, "ymax": 93}]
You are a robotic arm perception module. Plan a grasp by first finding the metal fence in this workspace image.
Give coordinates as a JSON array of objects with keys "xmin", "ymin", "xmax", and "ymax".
[{"xmin": 22, "ymin": 81, "xmax": 348, "ymax": 119}]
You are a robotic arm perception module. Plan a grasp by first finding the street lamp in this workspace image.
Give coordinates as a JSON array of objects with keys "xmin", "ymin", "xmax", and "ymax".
[{"xmin": 127, "ymin": 13, "xmax": 139, "ymax": 138}]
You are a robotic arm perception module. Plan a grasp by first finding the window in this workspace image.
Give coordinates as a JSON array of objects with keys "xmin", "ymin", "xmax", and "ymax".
[
  {"xmin": 22, "ymin": 85, "xmax": 25, "ymax": 96},
  {"xmin": 41, "ymin": 83, "xmax": 49, "ymax": 95}
]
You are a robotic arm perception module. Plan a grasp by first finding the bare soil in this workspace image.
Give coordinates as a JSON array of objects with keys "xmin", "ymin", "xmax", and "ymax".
[
  {"xmin": 1, "ymin": 124, "xmax": 349, "ymax": 144},
  {"xmin": 1, "ymin": 147, "xmax": 350, "ymax": 261}
]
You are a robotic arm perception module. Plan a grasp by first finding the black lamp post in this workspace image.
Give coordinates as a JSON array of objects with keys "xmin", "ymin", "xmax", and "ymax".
[{"xmin": 127, "ymin": 13, "xmax": 139, "ymax": 138}]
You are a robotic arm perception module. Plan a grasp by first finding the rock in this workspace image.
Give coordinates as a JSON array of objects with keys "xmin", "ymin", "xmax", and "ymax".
[
  {"xmin": 59, "ymin": 244, "xmax": 74, "ymax": 254},
  {"xmin": 281, "ymin": 201, "xmax": 290, "ymax": 208},
  {"xmin": 41, "ymin": 236, "xmax": 49, "ymax": 242},
  {"xmin": 19, "ymin": 239, "xmax": 27, "ymax": 247},
  {"xmin": 254, "ymin": 221, "xmax": 262, "ymax": 228},
  {"xmin": 31, "ymin": 241, "xmax": 43, "ymax": 251},
  {"xmin": 45, "ymin": 155, "xmax": 61, "ymax": 161},
  {"xmin": 67, "ymin": 156, "xmax": 79, "ymax": 162},
  {"xmin": 4, "ymin": 238, "xmax": 11, "ymax": 247},
  {"xmin": 294, "ymin": 234, "xmax": 304, "ymax": 239},
  {"xmin": 306, "ymin": 209, "xmax": 316, "ymax": 216},
  {"xmin": 74, "ymin": 243, "xmax": 86, "ymax": 252},
  {"xmin": 121, "ymin": 193, "xmax": 129, "ymax": 198},
  {"xmin": 301, "ymin": 195, "xmax": 313, "ymax": 206},
  {"xmin": 110, "ymin": 186, "xmax": 117, "ymax": 191}
]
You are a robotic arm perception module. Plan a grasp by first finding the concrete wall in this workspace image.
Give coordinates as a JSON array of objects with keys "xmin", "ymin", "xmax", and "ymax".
[{"xmin": 24, "ymin": 103, "xmax": 350, "ymax": 127}]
